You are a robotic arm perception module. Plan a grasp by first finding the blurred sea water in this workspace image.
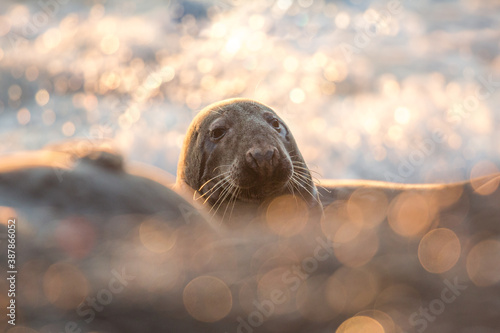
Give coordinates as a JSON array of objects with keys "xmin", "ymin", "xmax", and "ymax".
[{"xmin": 0, "ymin": 0, "xmax": 499, "ymax": 183}]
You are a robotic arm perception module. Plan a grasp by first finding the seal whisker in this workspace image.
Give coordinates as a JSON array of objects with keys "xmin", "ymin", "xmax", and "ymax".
[
  {"xmin": 212, "ymin": 164, "xmax": 232, "ymax": 173},
  {"xmin": 286, "ymin": 181, "xmax": 294, "ymax": 195},
  {"xmin": 209, "ymin": 191, "xmax": 228, "ymax": 220},
  {"xmin": 292, "ymin": 162, "xmax": 323, "ymax": 177},
  {"xmin": 197, "ymin": 180, "xmax": 228, "ymax": 202},
  {"xmin": 200, "ymin": 172, "xmax": 229, "ymax": 193},
  {"xmin": 291, "ymin": 174, "xmax": 322, "ymax": 206},
  {"xmin": 209, "ymin": 178, "xmax": 233, "ymax": 215},
  {"xmin": 286, "ymin": 181, "xmax": 299, "ymax": 206},
  {"xmin": 195, "ymin": 173, "xmax": 231, "ymax": 202},
  {"xmin": 226, "ymin": 186, "xmax": 239, "ymax": 222},
  {"xmin": 221, "ymin": 182, "xmax": 239, "ymax": 223},
  {"xmin": 228, "ymin": 187, "xmax": 241, "ymax": 221},
  {"xmin": 198, "ymin": 171, "xmax": 231, "ymax": 192},
  {"xmin": 290, "ymin": 177, "xmax": 309, "ymax": 204},
  {"xmin": 293, "ymin": 170, "xmax": 314, "ymax": 184},
  {"xmin": 291, "ymin": 179, "xmax": 318, "ymax": 207},
  {"xmin": 292, "ymin": 166, "xmax": 324, "ymax": 186},
  {"xmin": 292, "ymin": 168, "xmax": 331, "ymax": 194},
  {"xmin": 292, "ymin": 159, "xmax": 319, "ymax": 168},
  {"xmin": 292, "ymin": 168, "xmax": 318, "ymax": 183},
  {"xmin": 207, "ymin": 182, "xmax": 231, "ymax": 225},
  {"xmin": 220, "ymin": 188, "xmax": 233, "ymax": 222},
  {"xmin": 293, "ymin": 171, "xmax": 325, "ymax": 198},
  {"xmin": 311, "ymin": 181, "xmax": 332, "ymax": 194},
  {"xmin": 293, "ymin": 168, "xmax": 323, "ymax": 188},
  {"xmin": 202, "ymin": 177, "xmax": 231, "ymax": 204},
  {"xmin": 213, "ymin": 182, "xmax": 236, "ymax": 222},
  {"xmin": 221, "ymin": 181, "xmax": 237, "ymax": 220},
  {"xmin": 202, "ymin": 184, "xmax": 225, "ymax": 204}
]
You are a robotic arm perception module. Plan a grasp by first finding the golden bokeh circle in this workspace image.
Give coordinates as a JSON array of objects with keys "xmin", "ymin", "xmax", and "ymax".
[
  {"xmin": 139, "ymin": 218, "xmax": 177, "ymax": 253},
  {"xmin": 347, "ymin": 188, "xmax": 388, "ymax": 229},
  {"xmin": 336, "ymin": 315, "xmax": 385, "ymax": 333},
  {"xmin": 326, "ymin": 267, "xmax": 379, "ymax": 314},
  {"xmin": 387, "ymin": 192, "xmax": 433, "ymax": 238},
  {"xmin": 466, "ymin": 239, "xmax": 500, "ymax": 287},
  {"xmin": 355, "ymin": 310, "xmax": 395, "ymax": 333},
  {"xmin": 418, "ymin": 228, "xmax": 461, "ymax": 273},
  {"xmin": 183, "ymin": 275, "xmax": 233, "ymax": 322},
  {"xmin": 43, "ymin": 262, "xmax": 89, "ymax": 310},
  {"xmin": 321, "ymin": 200, "xmax": 363, "ymax": 243},
  {"xmin": 257, "ymin": 267, "xmax": 295, "ymax": 316},
  {"xmin": 266, "ymin": 195, "xmax": 308, "ymax": 237}
]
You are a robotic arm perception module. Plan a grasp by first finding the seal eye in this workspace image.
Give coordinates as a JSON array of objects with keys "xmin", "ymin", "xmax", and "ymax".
[
  {"xmin": 270, "ymin": 118, "xmax": 281, "ymax": 131},
  {"xmin": 211, "ymin": 128, "xmax": 226, "ymax": 141}
]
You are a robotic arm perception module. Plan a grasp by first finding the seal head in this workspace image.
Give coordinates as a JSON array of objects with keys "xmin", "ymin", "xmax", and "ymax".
[{"xmin": 176, "ymin": 98, "xmax": 320, "ymax": 214}]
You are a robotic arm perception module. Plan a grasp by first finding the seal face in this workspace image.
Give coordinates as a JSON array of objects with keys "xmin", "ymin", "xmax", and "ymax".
[{"xmin": 176, "ymin": 98, "xmax": 320, "ymax": 215}]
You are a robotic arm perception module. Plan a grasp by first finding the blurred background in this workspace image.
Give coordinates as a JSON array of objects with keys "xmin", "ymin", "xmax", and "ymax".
[{"xmin": 0, "ymin": 0, "xmax": 499, "ymax": 182}]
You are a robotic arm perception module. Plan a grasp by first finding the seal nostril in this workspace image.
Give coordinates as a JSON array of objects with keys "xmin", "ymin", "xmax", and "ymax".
[
  {"xmin": 272, "ymin": 147, "xmax": 279, "ymax": 166},
  {"xmin": 246, "ymin": 150, "xmax": 258, "ymax": 170},
  {"xmin": 264, "ymin": 149, "xmax": 274, "ymax": 164},
  {"xmin": 246, "ymin": 146, "xmax": 278, "ymax": 176}
]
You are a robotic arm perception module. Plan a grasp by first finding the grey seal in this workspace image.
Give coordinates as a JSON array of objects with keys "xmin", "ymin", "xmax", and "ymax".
[{"xmin": 175, "ymin": 98, "xmax": 321, "ymax": 219}]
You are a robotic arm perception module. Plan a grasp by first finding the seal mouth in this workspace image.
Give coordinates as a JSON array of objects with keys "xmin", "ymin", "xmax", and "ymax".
[
  {"xmin": 196, "ymin": 166, "xmax": 293, "ymax": 206},
  {"xmin": 195, "ymin": 157, "xmax": 316, "ymax": 210},
  {"xmin": 234, "ymin": 181, "xmax": 290, "ymax": 203}
]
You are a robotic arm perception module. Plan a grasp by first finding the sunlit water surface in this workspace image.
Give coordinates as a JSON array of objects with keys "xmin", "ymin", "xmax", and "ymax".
[{"xmin": 0, "ymin": 0, "xmax": 499, "ymax": 183}]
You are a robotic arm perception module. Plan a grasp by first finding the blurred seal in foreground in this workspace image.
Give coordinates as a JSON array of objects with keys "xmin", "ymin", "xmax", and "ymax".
[
  {"xmin": 0, "ymin": 146, "xmax": 204, "ymax": 224},
  {"xmin": 0, "ymin": 146, "xmax": 217, "ymax": 333}
]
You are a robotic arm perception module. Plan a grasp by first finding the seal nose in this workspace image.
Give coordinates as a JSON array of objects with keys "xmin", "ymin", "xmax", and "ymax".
[{"xmin": 246, "ymin": 146, "xmax": 279, "ymax": 177}]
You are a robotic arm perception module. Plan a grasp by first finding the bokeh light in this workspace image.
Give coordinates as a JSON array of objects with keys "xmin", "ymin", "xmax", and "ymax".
[
  {"xmin": 347, "ymin": 188, "xmax": 388, "ymax": 229},
  {"xmin": 466, "ymin": 239, "xmax": 500, "ymax": 287},
  {"xmin": 326, "ymin": 267, "xmax": 379, "ymax": 314},
  {"xmin": 387, "ymin": 192, "xmax": 433, "ymax": 238},
  {"xmin": 336, "ymin": 315, "xmax": 384, "ymax": 333},
  {"xmin": 0, "ymin": 204, "xmax": 16, "ymax": 218},
  {"xmin": 43, "ymin": 263, "xmax": 89, "ymax": 310},
  {"xmin": 266, "ymin": 195, "xmax": 308, "ymax": 236},
  {"xmin": 183, "ymin": 276, "xmax": 232, "ymax": 322},
  {"xmin": 16, "ymin": 108, "xmax": 30, "ymax": 125},
  {"xmin": 355, "ymin": 310, "xmax": 396, "ymax": 333},
  {"xmin": 418, "ymin": 228, "xmax": 461, "ymax": 273},
  {"xmin": 139, "ymin": 217, "xmax": 177, "ymax": 253},
  {"xmin": 322, "ymin": 200, "xmax": 363, "ymax": 243}
]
